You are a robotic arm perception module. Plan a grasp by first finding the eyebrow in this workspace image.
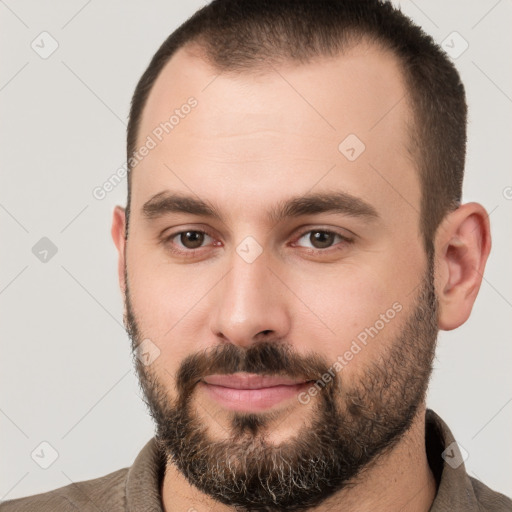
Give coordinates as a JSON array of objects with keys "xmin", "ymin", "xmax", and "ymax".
[{"xmin": 142, "ymin": 190, "xmax": 379, "ymax": 224}]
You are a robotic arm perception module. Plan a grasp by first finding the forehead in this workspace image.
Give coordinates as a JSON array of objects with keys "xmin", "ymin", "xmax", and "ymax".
[{"xmin": 131, "ymin": 42, "xmax": 419, "ymax": 226}]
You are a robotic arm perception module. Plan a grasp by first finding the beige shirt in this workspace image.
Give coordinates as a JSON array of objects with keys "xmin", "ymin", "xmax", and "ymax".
[{"xmin": 1, "ymin": 409, "xmax": 510, "ymax": 511}]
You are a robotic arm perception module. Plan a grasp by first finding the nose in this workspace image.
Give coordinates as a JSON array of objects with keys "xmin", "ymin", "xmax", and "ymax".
[{"xmin": 208, "ymin": 247, "xmax": 291, "ymax": 348}]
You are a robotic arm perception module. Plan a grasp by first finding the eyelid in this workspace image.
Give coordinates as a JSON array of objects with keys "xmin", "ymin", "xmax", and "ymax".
[
  {"xmin": 290, "ymin": 226, "xmax": 354, "ymax": 252},
  {"xmin": 293, "ymin": 225, "xmax": 354, "ymax": 240},
  {"xmin": 161, "ymin": 225, "xmax": 355, "ymax": 255},
  {"xmin": 160, "ymin": 224, "xmax": 217, "ymax": 242},
  {"xmin": 161, "ymin": 227, "xmax": 218, "ymax": 255},
  {"xmin": 172, "ymin": 230, "xmax": 214, "ymax": 247}
]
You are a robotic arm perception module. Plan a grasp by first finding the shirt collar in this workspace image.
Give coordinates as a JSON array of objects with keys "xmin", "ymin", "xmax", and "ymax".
[
  {"xmin": 125, "ymin": 436, "xmax": 166, "ymax": 512},
  {"xmin": 425, "ymin": 408, "xmax": 481, "ymax": 511},
  {"xmin": 124, "ymin": 409, "xmax": 482, "ymax": 511}
]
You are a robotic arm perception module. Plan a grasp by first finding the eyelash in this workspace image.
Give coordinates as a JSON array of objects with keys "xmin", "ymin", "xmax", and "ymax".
[{"xmin": 161, "ymin": 227, "xmax": 353, "ymax": 258}]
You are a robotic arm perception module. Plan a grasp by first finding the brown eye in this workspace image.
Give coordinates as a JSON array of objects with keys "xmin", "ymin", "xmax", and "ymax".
[
  {"xmin": 309, "ymin": 231, "xmax": 336, "ymax": 249},
  {"xmin": 163, "ymin": 229, "xmax": 218, "ymax": 257},
  {"xmin": 294, "ymin": 229, "xmax": 352, "ymax": 252},
  {"xmin": 178, "ymin": 231, "xmax": 207, "ymax": 249},
  {"xmin": 296, "ymin": 230, "xmax": 339, "ymax": 249}
]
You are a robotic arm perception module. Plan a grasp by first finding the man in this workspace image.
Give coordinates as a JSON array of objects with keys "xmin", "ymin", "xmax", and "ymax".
[{"xmin": 2, "ymin": 0, "xmax": 510, "ymax": 511}]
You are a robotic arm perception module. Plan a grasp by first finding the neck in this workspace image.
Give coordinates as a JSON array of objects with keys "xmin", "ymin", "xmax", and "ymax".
[{"xmin": 161, "ymin": 405, "xmax": 437, "ymax": 512}]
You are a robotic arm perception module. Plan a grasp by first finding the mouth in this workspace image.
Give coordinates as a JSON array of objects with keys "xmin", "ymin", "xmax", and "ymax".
[{"xmin": 199, "ymin": 372, "xmax": 314, "ymax": 412}]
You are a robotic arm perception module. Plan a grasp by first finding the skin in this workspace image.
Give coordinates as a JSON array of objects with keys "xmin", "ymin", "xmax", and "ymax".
[{"xmin": 111, "ymin": 42, "xmax": 491, "ymax": 512}]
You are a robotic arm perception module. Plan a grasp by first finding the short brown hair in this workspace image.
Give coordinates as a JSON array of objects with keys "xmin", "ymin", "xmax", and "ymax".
[{"xmin": 126, "ymin": 0, "xmax": 466, "ymax": 253}]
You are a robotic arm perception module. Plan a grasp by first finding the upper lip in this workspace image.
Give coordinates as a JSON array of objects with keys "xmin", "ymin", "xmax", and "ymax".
[{"xmin": 202, "ymin": 372, "xmax": 311, "ymax": 389}]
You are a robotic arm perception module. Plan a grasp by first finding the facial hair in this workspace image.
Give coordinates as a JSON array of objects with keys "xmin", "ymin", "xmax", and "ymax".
[{"xmin": 124, "ymin": 264, "xmax": 438, "ymax": 512}]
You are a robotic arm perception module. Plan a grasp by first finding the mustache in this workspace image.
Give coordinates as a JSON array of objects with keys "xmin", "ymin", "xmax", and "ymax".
[{"xmin": 175, "ymin": 340, "xmax": 332, "ymax": 401}]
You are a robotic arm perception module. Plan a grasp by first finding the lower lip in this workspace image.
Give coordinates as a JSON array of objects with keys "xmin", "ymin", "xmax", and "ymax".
[{"xmin": 200, "ymin": 381, "xmax": 312, "ymax": 412}]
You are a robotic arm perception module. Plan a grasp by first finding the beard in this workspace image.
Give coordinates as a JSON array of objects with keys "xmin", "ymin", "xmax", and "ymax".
[{"xmin": 124, "ymin": 261, "xmax": 438, "ymax": 512}]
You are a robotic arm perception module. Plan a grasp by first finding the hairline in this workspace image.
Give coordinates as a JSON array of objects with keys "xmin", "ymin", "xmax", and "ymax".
[{"xmin": 126, "ymin": 36, "xmax": 426, "ymax": 231}]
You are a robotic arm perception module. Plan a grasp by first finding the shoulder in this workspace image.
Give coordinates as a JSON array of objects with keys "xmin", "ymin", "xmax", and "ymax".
[
  {"xmin": 468, "ymin": 476, "xmax": 512, "ymax": 512},
  {"xmin": 0, "ymin": 467, "xmax": 129, "ymax": 512}
]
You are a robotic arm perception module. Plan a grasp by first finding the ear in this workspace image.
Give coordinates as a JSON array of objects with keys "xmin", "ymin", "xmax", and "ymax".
[
  {"xmin": 434, "ymin": 202, "xmax": 491, "ymax": 331},
  {"xmin": 111, "ymin": 206, "xmax": 127, "ymax": 296}
]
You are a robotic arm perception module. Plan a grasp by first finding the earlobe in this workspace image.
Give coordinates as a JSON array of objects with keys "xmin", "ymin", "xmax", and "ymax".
[
  {"xmin": 111, "ymin": 206, "xmax": 127, "ymax": 295},
  {"xmin": 435, "ymin": 203, "xmax": 491, "ymax": 331}
]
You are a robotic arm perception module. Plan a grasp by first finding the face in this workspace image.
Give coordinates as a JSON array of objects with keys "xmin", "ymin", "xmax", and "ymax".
[{"xmin": 120, "ymin": 43, "xmax": 438, "ymax": 510}]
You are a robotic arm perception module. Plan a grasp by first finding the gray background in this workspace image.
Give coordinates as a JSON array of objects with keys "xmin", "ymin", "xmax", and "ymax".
[{"xmin": 1, "ymin": 0, "xmax": 511, "ymax": 501}]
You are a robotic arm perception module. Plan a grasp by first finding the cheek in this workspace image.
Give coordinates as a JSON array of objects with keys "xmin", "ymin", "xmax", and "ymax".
[
  {"xmin": 127, "ymin": 234, "xmax": 202, "ymax": 325},
  {"xmin": 127, "ymin": 243, "xmax": 224, "ymax": 376},
  {"xmin": 289, "ymin": 261, "xmax": 412, "ymax": 372},
  {"xmin": 295, "ymin": 271, "xmax": 387, "ymax": 334}
]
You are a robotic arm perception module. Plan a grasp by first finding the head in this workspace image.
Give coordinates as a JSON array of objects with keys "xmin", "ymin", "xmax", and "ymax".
[{"xmin": 112, "ymin": 0, "xmax": 491, "ymax": 510}]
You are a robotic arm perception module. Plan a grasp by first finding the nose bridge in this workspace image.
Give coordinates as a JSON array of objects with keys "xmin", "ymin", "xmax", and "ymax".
[{"xmin": 209, "ymin": 242, "xmax": 290, "ymax": 346}]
